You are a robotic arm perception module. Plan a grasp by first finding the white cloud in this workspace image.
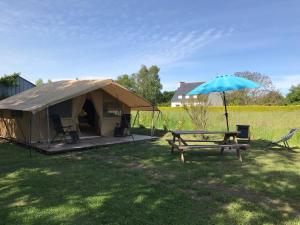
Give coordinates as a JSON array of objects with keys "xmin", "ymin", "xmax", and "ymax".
[
  {"xmin": 134, "ymin": 29, "xmax": 231, "ymax": 67},
  {"xmin": 51, "ymin": 75, "xmax": 109, "ymax": 82},
  {"xmin": 0, "ymin": 1, "xmax": 234, "ymax": 80},
  {"xmin": 273, "ymin": 75, "xmax": 300, "ymax": 94}
]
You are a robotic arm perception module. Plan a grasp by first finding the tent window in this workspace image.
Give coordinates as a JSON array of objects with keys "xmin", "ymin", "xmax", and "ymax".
[
  {"xmin": 11, "ymin": 110, "xmax": 23, "ymax": 118},
  {"xmin": 49, "ymin": 100, "xmax": 72, "ymax": 117},
  {"xmin": 103, "ymin": 102, "xmax": 122, "ymax": 117}
]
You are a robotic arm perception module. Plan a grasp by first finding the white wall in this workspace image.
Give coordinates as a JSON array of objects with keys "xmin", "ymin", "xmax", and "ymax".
[{"xmin": 171, "ymin": 102, "xmax": 182, "ymax": 107}]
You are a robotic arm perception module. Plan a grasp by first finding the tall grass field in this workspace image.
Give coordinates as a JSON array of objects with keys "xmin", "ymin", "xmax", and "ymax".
[{"xmin": 133, "ymin": 105, "xmax": 300, "ymax": 145}]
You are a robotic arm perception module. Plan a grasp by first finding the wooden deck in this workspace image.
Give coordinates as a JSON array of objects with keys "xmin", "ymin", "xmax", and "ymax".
[{"xmin": 33, "ymin": 134, "xmax": 158, "ymax": 154}]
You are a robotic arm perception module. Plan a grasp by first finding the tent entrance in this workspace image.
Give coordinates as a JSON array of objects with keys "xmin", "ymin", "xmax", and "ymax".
[{"xmin": 78, "ymin": 99, "xmax": 99, "ymax": 136}]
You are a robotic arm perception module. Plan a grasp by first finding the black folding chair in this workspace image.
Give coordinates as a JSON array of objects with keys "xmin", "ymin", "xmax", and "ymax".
[
  {"xmin": 50, "ymin": 114, "xmax": 79, "ymax": 144},
  {"xmin": 266, "ymin": 128, "xmax": 298, "ymax": 150},
  {"xmin": 236, "ymin": 125, "xmax": 250, "ymax": 143},
  {"xmin": 114, "ymin": 114, "xmax": 135, "ymax": 143}
]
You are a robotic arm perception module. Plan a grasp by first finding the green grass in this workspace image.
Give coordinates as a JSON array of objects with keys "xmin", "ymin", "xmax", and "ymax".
[
  {"xmin": 134, "ymin": 106, "xmax": 300, "ymax": 145},
  {"xmin": 1, "ymin": 137, "xmax": 300, "ymax": 225}
]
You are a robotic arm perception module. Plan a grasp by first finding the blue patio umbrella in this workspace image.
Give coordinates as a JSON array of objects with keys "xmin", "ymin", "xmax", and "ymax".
[{"xmin": 188, "ymin": 75, "xmax": 260, "ymax": 131}]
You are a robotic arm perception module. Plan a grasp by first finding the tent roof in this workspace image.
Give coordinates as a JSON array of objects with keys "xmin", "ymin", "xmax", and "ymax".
[{"xmin": 0, "ymin": 79, "xmax": 158, "ymax": 113}]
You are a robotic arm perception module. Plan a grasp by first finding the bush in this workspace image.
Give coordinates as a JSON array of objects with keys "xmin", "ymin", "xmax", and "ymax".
[{"xmin": 183, "ymin": 96, "xmax": 208, "ymax": 131}]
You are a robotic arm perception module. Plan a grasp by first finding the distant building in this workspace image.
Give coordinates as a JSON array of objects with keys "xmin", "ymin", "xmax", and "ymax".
[
  {"xmin": 171, "ymin": 81, "xmax": 223, "ymax": 107},
  {"xmin": 0, "ymin": 75, "xmax": 35, "ymax": 99}
]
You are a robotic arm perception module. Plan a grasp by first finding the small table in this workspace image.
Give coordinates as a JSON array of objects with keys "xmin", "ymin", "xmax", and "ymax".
[{"xmin": 168, "ymin": 130, "xmax": 247, "ymax": 162}]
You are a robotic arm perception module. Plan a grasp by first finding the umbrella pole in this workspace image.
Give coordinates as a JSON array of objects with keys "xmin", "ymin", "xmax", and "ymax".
[{"xmin": 222, "ymin": 92, "xmax": 229, "ymax": 131}]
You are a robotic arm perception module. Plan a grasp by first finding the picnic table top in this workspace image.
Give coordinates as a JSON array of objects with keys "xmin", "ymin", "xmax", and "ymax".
[{"xmin": 171, "ymin": 130, "xmax": 239, "ymax": 135}]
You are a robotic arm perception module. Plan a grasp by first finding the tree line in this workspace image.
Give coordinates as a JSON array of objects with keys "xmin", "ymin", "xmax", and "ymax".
[
  {"xmin": 116, "ymin": 66, "xmax": 300, "ymax": 106},
  {"xmin": 0, "ymin": 70, "xmax": 299, "ymax": 105}
]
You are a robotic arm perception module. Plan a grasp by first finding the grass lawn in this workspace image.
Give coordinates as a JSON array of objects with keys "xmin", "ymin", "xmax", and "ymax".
[{"xmin": 1, "ymin": 138, "xmax": 300, "ymax": 225}]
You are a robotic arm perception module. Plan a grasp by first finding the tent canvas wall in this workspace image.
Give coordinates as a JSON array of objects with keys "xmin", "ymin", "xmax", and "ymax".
[{"xmin": 0, "ymin": 79, "xmax": 157, "ymax": 144}]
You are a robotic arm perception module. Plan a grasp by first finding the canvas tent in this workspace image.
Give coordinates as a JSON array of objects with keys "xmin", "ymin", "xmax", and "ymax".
[{"xmin": 0, "ymin": 79, "xmax": 158, "ymax": 144}]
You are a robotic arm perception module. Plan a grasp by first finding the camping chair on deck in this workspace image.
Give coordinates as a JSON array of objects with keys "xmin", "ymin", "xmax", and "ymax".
[
  {"xmin": 114, "ymin": 114, "xmax": 135, "ymax": 143},
  {"xmin": 50, "ymin": 114, "xmax": 79, "ymax": 144},
  {"xmin": 266, "ymin": 128, "xmax": 299, "ymax": 150}
]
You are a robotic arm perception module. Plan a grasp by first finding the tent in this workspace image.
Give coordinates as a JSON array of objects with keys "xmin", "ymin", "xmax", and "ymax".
[{"xmin": 0, "ymin": 79, "xmax": 158, "ymax": 144}]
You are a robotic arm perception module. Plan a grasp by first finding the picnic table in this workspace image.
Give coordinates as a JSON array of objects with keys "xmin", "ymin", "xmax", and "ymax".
[{"xmin": 167, "ymin": 130, "xmax": 249, "ymax": 162}]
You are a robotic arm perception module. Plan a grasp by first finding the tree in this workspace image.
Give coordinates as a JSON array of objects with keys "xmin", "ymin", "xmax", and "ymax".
[
  {"xmin": 116, "ymin": 74, "xmax": 136, "ymax": 91},
  {"xmin": 286, "ymin": 84, "xmax": 300, "ymax": 104},
  {"xmin": 157, "ymin": 91, "xmax": 175, "ymax": 105},
  {"xmin": 257, "ymin": 91, "xmax": 286, "ymax": 105},
  {"xmin": 0, "ymin": 72, "xmax": 20, "ymax": 86},
  {"xmin": 116, "ymin": 65, "xmax": 163, "ymax": 104},
  {"xmin": 227, "ymin": 71, "xmax": 281, "ymax": 105},
  {"xmin": 35, "ymin": 78, "xmax": 52, "ymax": 87},
  {"xmin": 35, "ymin": 79, "xmax": 44, "ymax": 87},
  {"xmin": 134, "ymin": 65, "xmax": 162, "ymax": 104}
]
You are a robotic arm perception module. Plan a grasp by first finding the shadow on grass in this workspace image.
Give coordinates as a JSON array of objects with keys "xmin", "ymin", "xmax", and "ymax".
[
  {"xmin": 0, "ymin": 139, "xmax": 300, "ymax": 225},
  {"xmin": 131, "ymin": 127, "xmax": 168, "ymax": 138},
  {"xmin": 249, "ymin": 139, "xmax": 299, "ymax": 151}
]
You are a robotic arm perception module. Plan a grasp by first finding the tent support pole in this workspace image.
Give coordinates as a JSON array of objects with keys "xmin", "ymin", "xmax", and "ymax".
[
  {"xmin": 156, "ymin": 110, "xmax": 162, "ymax": 131},
  {"xmin": 29, "ymin": 113, "xmax": 32, "ymax": 144},
  {"xmin": 36, "ymin": 112, "xmax": 42, "ymax": 143},
  {"xmin": 151, "ymin": 107, "xmax": 155, "ymax": 136},
  {"xmin": 132, "ymin": 110, "xmax": 139, "ymax": 128},
  {"xmin": 155, "ymin": 110, "xmax": 161, "ymax": 125},
  {"xmin": 47, "ymin": 107, "xmax": 50, "ymax": 148},
  {"xmin": 29, "ymin": 113, "xmax": 32, "ymax": 157},
  {"xmin": 222, "ymin": 92, "xmax": 229, "ymax": 132}
]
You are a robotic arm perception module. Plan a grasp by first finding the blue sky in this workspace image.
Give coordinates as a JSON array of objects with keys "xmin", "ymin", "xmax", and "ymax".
[{"xmin": 0, "ymin": 0, "xmax": 299, "ymax": 93}]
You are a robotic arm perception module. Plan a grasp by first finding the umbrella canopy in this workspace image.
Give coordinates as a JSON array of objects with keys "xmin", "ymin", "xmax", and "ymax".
[
  {"xmin": 188, "ymin": 75, "xmax": 260, "ymax": 131},
  {"xmin": 188, "ymin": 75, "xmax": 260, "ymax": 95}
]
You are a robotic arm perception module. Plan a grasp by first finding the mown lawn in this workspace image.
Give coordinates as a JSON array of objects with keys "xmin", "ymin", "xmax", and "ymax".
[{"xmin": 1, "ymin": 137, "xmax": 300, "ymax": 225}]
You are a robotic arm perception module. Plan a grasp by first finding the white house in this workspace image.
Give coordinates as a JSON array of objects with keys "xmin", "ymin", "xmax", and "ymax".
[{"xmin": 170, "ymin": 81, "xmax": 223, "ymax": 107}]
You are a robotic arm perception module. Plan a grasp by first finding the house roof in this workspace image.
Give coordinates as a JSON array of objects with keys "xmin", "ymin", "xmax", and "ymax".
[
  {"xmin": 171, "ymin": 82, "xmax": 204, "ymax": 102},
  {"xmin": 16, "ymin": 75, "xmax": 35, "ymax": 86},
  {"xmin": 0, "ymin": 79, "xmax": 157, "ymax": 113},
  {"xmin": 0, "ymin": 75, "xmax": 35, "ymax": 98}
]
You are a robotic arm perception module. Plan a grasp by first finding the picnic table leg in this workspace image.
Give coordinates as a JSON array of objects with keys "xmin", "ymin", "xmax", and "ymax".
[
  {"xmin": 220, "ymin": 147, "xmax": 224, "ymax": 155},
  {"xmin": 177, "ymin": 135, "xmax": 182, "ymax": 152},
  {"xmin": 180, "ymin": 148, "xmax": 185, "ymax": 162},
  {"xmin": 236, "ymin": 148, "xmax": 242, "ymax": 162},
  {"xmin": 171, "ymin": 134, "xmax": 176, "ymax": 153},
  {"xmin": 178, "ymin": 136, "xmax": 185, "ymax": 162},
  {"xmin": 232, "ymin": 134, "xmax": 238, "ymax": 144},
  {"xmin": 220, "ymin": 134, "xmax": 229, "ymax": 155}
]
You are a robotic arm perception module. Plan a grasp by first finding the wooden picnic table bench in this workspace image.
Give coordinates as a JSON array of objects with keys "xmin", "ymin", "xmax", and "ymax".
[{"xmin": 167, "ymin": 130, "xmax": 249, "ymax": 162}]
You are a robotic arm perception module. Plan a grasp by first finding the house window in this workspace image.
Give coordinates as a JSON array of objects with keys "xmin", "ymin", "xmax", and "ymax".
[
  {"xmin": 193, "ymin": 95, "xmax": 197, "ymax": 99},
  {"xmin": 185, "ymin": 95, "xmax": 190, "ymax": 99},
  {"xmin": 178, "ymin": 95, "xmax": 182, "ymax": 99}
]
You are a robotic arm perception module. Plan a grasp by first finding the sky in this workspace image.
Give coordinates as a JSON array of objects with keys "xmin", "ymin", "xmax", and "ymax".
[{"xmin": 0, "ymin": 0, "xmax": 299, "ymax": 93}]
